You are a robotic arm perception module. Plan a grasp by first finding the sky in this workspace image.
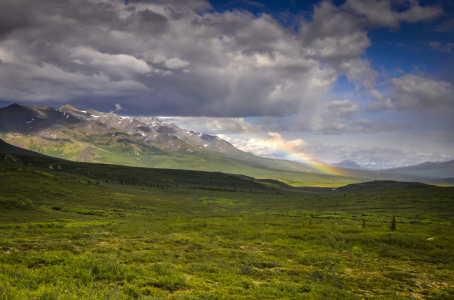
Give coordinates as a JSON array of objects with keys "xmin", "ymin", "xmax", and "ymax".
[{"xmin": 0, "ymin": 0, "xmax": 453, "ymax": 169}]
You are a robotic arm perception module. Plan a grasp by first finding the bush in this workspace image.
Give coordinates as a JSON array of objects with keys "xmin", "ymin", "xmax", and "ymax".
[{"xmin": 0, "ymin": 198, "xmax": 33, "ymax": 210}]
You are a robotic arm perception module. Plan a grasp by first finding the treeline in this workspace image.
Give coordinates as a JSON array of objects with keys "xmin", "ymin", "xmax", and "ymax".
[
  {"xmin": 113, "ymin": 179, "xmax": 287, "ymax": 195},
  {"xmin": 48, "ymin": 167, "xmax": 294, "ymax": 195}
]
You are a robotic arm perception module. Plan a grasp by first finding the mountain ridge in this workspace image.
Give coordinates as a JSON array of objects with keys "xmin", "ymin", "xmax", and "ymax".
[
  {"xmin": 383, "ymin": 159, "xmax": 454, "ymax": 179},
  {"xmin": 1, "ymin": 103, "xmax": 451, "ymax": 182}
]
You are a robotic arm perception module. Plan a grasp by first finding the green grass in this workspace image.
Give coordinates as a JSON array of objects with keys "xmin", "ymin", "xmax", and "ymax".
[{"xmin": 1, "ymin": 156, "xmax": 454, "ymax": 299}]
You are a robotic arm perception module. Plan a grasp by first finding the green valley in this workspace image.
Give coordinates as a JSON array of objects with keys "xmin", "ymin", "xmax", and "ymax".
[{"xmin": 1, "ymin": 147, "xmax": 454, "ymax": 299}]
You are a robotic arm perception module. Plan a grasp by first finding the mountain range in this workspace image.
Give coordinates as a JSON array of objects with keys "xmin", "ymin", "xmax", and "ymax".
[
  {"xmin": 383, "ymin": 159, "xmax": 454, "ymax": 179},
  {"xmin": 1, "ymin": 103, "xmax": 452, "ymax": 182}
]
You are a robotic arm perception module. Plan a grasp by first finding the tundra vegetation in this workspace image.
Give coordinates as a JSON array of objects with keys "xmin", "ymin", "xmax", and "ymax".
[{"xmin": 0, "ymin": 154, "xmax": 454, "ymax": 299}]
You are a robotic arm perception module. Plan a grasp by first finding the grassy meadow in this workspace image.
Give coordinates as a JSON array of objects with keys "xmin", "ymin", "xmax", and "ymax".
[{"xmin": 1, "ymin": 155, "xmax": 454, "ymax": 299}]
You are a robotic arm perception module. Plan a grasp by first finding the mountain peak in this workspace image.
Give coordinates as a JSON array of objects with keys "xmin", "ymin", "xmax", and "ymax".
[
  {"xmin": 332, "ymin": 159, "xmax": 363, "ymax": 170},
  {"xmin": 5, "ymin": 103, "xmax": 25, "ymax": 110},
  {"xmin": 58, "ymin": 104, "xmax": 80, "ymax": 112},
  {"xmin": 339, "ymin": 159, "xmax": 355, "ymax": 164}
]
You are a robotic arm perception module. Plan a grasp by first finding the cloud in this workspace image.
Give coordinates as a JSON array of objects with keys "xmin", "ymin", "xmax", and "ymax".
[
  {"xmin": 164, "ymin": 57, "xmax": 190, "ymax": 69},
  {"xmin": 343, "ymin": 0, "xmax": 442, "ymax": 28},
  {"xmin": 158, "ymin": 116, "xmax": 260, "ymax": 134},
  {"xmin": 313, "ymin": 143, "xmax": 453, "ymax": 169},
  {"xmin": 296, "ymin": 0, "xmax": 443, "ymax": 106},
  {"xmin": 429, "ymin": 41, "xmax": 454, "ymax": 53},
  {"xmin": 137, "ymin": 9, "xmax": 169, "ymax": 34},
  {"xmin": 219, "ymin": 132, "xmax": 312, "ymax": 162},
  {"xmin": 433, "ymin": 18, "xmax": 454, "ymax": 32},
  {"xmin": 0, "ymin": 0, "xmax": 443, "ymax": 118},
  {"xmin": 115, "ymin": 104, "xmax": 123, "ymax": 111},
  {"xmin": 70, "ymin": 47, "xmax": 152, "ymax": 76},
  {"xmin": 367, "ymin": 74, "xmax": 454, "ymax": 112},
  {"xmin": 326, "ymin": 99, "xmax": 361, "ymax": 118},
  {"xmin": 243, "ymin": 1, "xmax": 265, "ymax": 7},
  {"xmin": 219, "ymin": 132, "xmax": 453, "ymax": 168},
  {"xmin": 161, "ymin": 110, "xmax": 411, "ymax": 135}
]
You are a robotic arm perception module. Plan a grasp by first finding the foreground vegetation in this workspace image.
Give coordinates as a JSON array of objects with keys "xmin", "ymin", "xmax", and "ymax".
[{"xmin": 1, "ymin": 154, "xmax": 454, "ymax": 299}]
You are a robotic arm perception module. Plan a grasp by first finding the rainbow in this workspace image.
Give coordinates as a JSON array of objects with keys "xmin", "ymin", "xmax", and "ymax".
[
  {"xmin": 294, "ymin": 160, "xmax": 349, "ymax": 177},
  {"xmin": 268, "ymin": 153, "xmax": 350, "ymax": 177},
  {"xmin": 219, "ymin": 132, "xmax": 351, "ymax": 177}
]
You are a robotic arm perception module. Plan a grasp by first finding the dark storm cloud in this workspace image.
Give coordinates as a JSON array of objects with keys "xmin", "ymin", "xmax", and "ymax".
[
  {"xmin": 0, "ymin": 0, "xmax": 445, "ymax": 121},
  {"xmin": 0, "ymin": 0, "xmax": 34, "ymax": 38},
  {"xmin": 137, "ymin": 9, "xmax": 169, "ymax": 34}
]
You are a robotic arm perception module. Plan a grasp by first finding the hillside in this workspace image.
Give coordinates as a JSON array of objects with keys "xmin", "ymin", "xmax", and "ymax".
[
  {"xmin": 0, "ymin": 146, "xmax": 285, "ymax": 194},
  {"xmin": 0, "ymin": 104, "xmax": 443, "ymax": 184},
  {"xmin": 335, "ymin": 180, "xmax": 434, "ymax": 192},
  {"xmin": 0, "ymin": 138, "xmax": 51, "ymax": 158},
  {"xmin": 1, "ymin": 144, "xmax": 454, "ymax": 299}
]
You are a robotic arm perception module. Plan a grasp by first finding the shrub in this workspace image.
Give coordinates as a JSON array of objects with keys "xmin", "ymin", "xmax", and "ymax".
[
  {"xmin": 0, "ymin": 198, "xmax": 33, "ymax": 210},
  {"xmin": 391, "ymin": 217, "xmax": 397, "ymax": 231}
]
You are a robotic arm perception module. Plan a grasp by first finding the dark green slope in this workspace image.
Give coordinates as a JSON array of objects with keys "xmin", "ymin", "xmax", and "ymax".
[
  {"xmin": 0, "ymin": 138, "xmax": 52, "ymax": 158},
  {"xmin": 0, "ymin": 142, "xmax": 284, "ymax": 193},
  {"xmin": 335, "ymin": 180, "xmax": 435, "ymax": 192}
]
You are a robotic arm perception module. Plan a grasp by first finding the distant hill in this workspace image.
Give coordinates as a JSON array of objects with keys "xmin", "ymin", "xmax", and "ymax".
[
  {"xmin": 335, "ymin": 180, "xmax": 434, "ymax": 192},
  {"xmin": 384, "ymin": 160, "xmax": 454, "ymax": 179},
  {"xmin": 427, "ymin": 177, "xmax": 454, "ymax": 184},
  {"xmin": 332, "ymin": 159, "xmax": 362, "ymax": 170}
]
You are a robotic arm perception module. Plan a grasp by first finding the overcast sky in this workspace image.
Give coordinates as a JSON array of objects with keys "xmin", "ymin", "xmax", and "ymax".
[{"xmin": 0, "ymin": 0, "xmax": 453, "ymax": 168}]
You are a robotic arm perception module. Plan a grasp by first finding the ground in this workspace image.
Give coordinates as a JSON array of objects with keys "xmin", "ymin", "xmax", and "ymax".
[{"xmin": 1, "ymin": 158, "xmax": 454, "ymax": 299}]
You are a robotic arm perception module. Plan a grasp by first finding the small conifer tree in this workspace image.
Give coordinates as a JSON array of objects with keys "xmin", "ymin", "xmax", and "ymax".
[
  {"xmin": 391, "ymin": 216, "xmax": 397, "ymax": 231},
  {"xmin": 362, "ymin": 219, "xmax": 365, "ymax": 228}
]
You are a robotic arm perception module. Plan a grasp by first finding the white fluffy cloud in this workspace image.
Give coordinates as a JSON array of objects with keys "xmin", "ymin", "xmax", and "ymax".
[
  {"xmin": 327, "ymin": 99, "xmax": 361, "ymax": 118},
  {"xmin": 70, "ymin": 47, "xmax": 152, "ymax": 76},
  {"xmin": 164, "ymin": 58, "xmax": 190, "ymax": 70},
  {"xmin": 368, "ymin": 74, "xmax": 454, "ymax": 112},
  {"xmin": 158, "ymin": 116, "xmax": 261, "ymax": 134},
  {"xmin": 219, "ymin": 132, "xmax": 312, "ymax": 162}
]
